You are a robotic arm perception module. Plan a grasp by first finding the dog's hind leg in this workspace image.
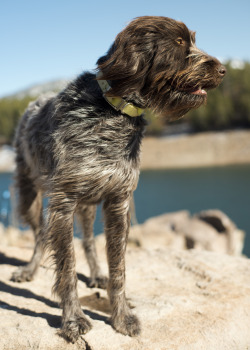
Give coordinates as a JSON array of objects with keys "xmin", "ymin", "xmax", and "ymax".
[
  {"xmin": 104, "ymin": 195, "xmax": 141, "ymax": 337},
  {"xmin": 76, "ymin": 204, "xmax": 108, "ymax": 289},
  {"xmin": 11, "ymin": 157, "xmax": 44, "ymax": 282}
]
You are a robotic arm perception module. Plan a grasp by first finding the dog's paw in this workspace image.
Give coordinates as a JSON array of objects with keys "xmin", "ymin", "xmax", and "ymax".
[
  {"xmin": 88, "ymin": 276, "xmax": 108, "ymax": 289},
  {"xmin": 11, "ymin": 267, "xmax": 34, "ymax": 282},
  {"xmin": 62, "ymin": 316, "xmax": 92, "ymax": 343},
  {"xmin": 112, "ymin": 313, "xmax": 141, "ymax": 337}
]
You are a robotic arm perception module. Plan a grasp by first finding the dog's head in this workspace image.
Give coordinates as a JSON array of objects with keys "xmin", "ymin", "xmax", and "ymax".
[{"xmin": 97, "ymin": 16, "xmax": 226, "ymax": 119}]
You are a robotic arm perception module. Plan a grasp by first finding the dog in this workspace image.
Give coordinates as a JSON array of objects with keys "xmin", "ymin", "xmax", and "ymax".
[{"xmin": 11, "ymin": 16, "xmax": 226, "ymax": 342}]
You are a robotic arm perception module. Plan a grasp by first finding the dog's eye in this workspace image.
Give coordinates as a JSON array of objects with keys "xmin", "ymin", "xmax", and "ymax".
[{"xmin": 176, "ymin": 38, "xmax": 184, "ymax": 46}]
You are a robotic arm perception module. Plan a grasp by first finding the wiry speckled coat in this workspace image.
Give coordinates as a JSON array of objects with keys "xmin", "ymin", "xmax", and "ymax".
[
  {"xmin": 13, "ymin": 73, "xmax": 144, "ymax": 339},
  {"xmin": 12, "ymin": 16, "xmax": 226, "ymax": 343}
]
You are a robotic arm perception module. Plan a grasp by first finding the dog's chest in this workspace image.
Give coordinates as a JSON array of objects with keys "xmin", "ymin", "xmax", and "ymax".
[
  {"xmin": 69, "ymin": 157, "xmax": 140, "ymax": 204},
  {"xmin": 52, "ymin": 118, "xmax": 142, "ymax": 202}
]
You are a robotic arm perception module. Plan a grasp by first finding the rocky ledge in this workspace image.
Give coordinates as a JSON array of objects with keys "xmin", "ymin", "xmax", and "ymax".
[
  {"xmin": 0, "ymin": 213, "xmax": 250, "ymax": 350},
  {"xmin": 140, "ymin": 130, "xmax": 250, "ymax": 169}
]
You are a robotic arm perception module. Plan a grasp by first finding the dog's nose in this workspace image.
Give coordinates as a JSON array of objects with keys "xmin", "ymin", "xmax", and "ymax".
[{"xmin": 218, "ymin": 65, "xmax": 226, "ymax": 77}]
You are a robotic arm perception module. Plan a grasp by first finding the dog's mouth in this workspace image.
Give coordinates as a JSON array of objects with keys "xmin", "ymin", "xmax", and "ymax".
[
  {"xmin": 190, "ymin": 87, "xmax": 207, "ymax": 96},
  {"xmin": 174, "ymin": 84, "xmax": 208, "ymax": 98},
  {"xmin": 182, "ymin": 80, "xmax": 222, "ymax": 97},
  {"xmin": 182, "ymin": 85, "xmax": 209, "ymax": 97}
]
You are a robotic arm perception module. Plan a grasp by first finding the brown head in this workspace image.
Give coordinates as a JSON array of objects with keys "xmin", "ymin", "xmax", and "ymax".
[{"xmin": 97, "ymin": 16, "xmax": 226, "ymax": 119}]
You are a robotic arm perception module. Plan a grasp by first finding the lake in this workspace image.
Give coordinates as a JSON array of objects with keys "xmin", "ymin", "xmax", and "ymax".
[{"xmin": 1, "ymin": 165, "xmax": 250, "ymax": 256}]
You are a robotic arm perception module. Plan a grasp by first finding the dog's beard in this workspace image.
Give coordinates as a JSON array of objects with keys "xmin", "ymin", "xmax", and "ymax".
[{"xmin": 149, "ymin": 87, "xmax": 207, "ymax": 120}]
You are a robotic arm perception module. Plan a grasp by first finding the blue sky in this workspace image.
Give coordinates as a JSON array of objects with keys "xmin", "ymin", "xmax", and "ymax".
[{"xmin": 1, "ymin": 0, "xmax": 250, "ymax": 97}]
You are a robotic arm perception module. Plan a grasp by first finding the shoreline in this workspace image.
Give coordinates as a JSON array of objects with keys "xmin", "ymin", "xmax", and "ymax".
[
  {"xmin": 1, "ymin": 130, "xmax": 250, "ymax": 172},
  {"xmin": 140, "ymin": 129, "xmax": 250, "ymax": 170}
]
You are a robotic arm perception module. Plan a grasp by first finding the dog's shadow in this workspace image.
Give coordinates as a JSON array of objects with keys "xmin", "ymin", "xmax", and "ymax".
[
  {"xmin": 1, "ymin": 300, "xmax": 61, "ymax": 328},
  {"xmin": 1, "ymin": 280, "xmax": 110, "ymax": 328},
  {"xmin": 0, "ymin": 252, "xmax": 27, "ymax": 266},
  {"xmin": 0, "ymin": 280, "xmax": 61, "ymax": 328},
  {"xmin": 0, "ymin": 253, "xmax": 110, "ymax": 327},
  {"xmin": 0, "ymin": 265, "xmax": 109, "ymax": 328}
]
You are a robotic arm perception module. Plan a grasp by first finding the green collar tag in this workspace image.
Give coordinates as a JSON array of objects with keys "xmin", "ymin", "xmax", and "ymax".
[{"xmin": 96, "ymin": 72, "xmax": 144, "ymax": 117}]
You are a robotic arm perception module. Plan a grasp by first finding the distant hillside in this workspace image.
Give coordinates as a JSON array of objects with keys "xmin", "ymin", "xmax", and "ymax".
[
  {"xmin": 10, "ymin": 79, "xmax": 69, "ymax": 99},
  {"xmin": 0, "ymin": 79, "xmax": 71, "ymax": 144}
]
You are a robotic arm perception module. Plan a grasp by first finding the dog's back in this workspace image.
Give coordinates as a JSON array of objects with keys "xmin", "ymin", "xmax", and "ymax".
[{"xmin": 14, "ymin": 93, "xmax": 56, "ymax": 186}]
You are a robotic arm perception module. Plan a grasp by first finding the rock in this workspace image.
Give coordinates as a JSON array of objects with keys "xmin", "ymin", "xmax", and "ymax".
[
  {"xmin": 130, "ymin": 210, "xmax": 245, "ymax": 255},
  {"xmin": 0, "ymin": 145, "xmax": 16, "ymax": 172},
  {"xmin": 140, "ymin": 131, "xmax": 250, "ymax": 169},
  {"xmin": 1, "ymin": 232, "xmax": 250, "ymax": 350},
  {"xmin": 130, "ymin": 210, "xmax": 188, "ymax": 250},
  {"xmin": 194, "ymin": 209, "xmax": 244, "ymax": 255}
]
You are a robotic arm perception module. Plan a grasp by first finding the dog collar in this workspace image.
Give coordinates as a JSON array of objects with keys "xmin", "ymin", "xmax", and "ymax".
[{"xmin": 96, "ymin": 72, "xmax": 145, "ymax": 117}]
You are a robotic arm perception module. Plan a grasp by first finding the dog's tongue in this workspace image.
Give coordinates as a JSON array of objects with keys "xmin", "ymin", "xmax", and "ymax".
[{"xmin": 191, "ymin": 89, "xmax": 207, "ymax": 96}]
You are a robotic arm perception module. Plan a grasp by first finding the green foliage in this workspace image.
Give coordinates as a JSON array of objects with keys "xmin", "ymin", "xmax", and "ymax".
[
  {"xmin": 187, "ymin": 61, "xmax": 250, "ymax": 131},
  {"xmin": 144, "ymin": 108, "xmax": 165, "ymax": 135},
  {"xmin": 0, "ymin": 96, "xmax": 35, "ymax": 144}
]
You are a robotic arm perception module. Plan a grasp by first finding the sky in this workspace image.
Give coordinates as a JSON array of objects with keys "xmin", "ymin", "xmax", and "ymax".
[{"xmin": 1, "ymin": 0, "xmax": 250, "ymax": 97}]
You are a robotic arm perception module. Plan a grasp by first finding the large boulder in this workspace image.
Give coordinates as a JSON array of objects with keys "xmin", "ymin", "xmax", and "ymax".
[{"xmin": 130, "ymin": 210, "xmax": 245, "ymax": 255}]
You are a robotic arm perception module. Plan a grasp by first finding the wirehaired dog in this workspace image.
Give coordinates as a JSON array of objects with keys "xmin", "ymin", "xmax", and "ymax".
[{"xmin": 12, "ymin": 16, "xmax": 226, "ymax": 342}]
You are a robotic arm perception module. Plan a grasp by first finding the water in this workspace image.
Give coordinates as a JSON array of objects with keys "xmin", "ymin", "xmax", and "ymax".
[
  {"xmin": 1, "ymin": 165, "xmax": 250, "ymax": 256},
  {"xmin": 0, "ymin": 173, "xmax": 13, "ymax": 227}
]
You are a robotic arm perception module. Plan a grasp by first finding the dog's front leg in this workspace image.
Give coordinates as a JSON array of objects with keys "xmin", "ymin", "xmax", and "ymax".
[
  {"xmin": 47, "ymin": 196, "xmax": 92, "ymax": 343},
  {"xmin": 104, "ymin": 196, "xmax": 141, "ymax": 337}
]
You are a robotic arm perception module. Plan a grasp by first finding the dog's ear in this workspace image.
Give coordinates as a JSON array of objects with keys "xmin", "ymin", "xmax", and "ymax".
[
  {"xmin": 96, "ymin": 16, "xmax": 182, "ymax": 99},
  {"xmin": 96, "ymin": 33, "xmax": 152, "ymax": 98}
]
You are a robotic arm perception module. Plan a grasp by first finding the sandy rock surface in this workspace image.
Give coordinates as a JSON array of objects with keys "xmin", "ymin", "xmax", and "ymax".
[{"xmin": 1, "ymin": 230, "xmax": 250, "ymax": 350}]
